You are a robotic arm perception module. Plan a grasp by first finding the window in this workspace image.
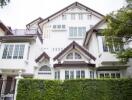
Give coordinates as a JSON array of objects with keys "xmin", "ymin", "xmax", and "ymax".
[
  {"xmin": 62, "ymin": 14, "xmax": 67, "ymax": 20},
  {"xmin": 55, "ymin": 71, "xmax": 60, "ymax": 80},
  {"xmin": 53, "ymin": 25, "xmax": 56, "ymax": 29},
  {"xmin": 76, "ymin": 70, "xmax": 85, "ymax": 79},
  {"xmin": 2, "ymin": 44, "xmax": 25, "ymax": 59},
  {"xmin": 99, "ymin": 72, "xmax": 121, "ymax": 78},
  {"xmin": 65, "ymin": 71, "xmax": 69, "ymax": 80},
  {"xmin": 90, "ymin": 71, "xmax": 94, "ymax": 79},
  {"xmin": 66, "ymin": 53, "xmax": 73, "ymax": 59},
  {"xmin": 66, "ymin": 52, "xmax": 82, "ymax": 60},
  {"xmin": 57, "ymin": 25, "xmax": 61, "ymax": 29},
  {"xmin": 71, "ymin": 14, "xmax": 75, "ymax": 20},
  {"xmin": 75, "ymin": 53, "xmax": 81, "ymax": 59},
  {"xmin": 102, "ymin": 37, "xmax": 123, "ymax": 52},
  {"xmin": 69, "ymin": 27, "xmax": 86, "ymax": 38},
  {"xmin": 78, "ymin": 13, "xmax": 83, "ymax": 20},
  {"xmin": 87, "ymin": 13, "xmax": 92, "ymax": 19},
  {"xmin": 78, "ymin": 27, "xmax": 86, "ymax": 37},
  {"xmin": 38, "ymin": 65, "xmax": 51, "ymax": 75},
  {"xmin": 65, "ymin": 71, "xmax": 74, "ymax": 80},
  {"xmin": 62, "ymin": 25, "xmax": 66, "ymax": 29},
  {"xmin": 52, "ymin": 25, "xmax": 66, "ymax": 30}
]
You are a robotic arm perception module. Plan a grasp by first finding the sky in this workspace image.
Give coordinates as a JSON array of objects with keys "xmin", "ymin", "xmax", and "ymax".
[{"xmin": 0, "ymin": 0, "xmax": 126, "ymax": 29}]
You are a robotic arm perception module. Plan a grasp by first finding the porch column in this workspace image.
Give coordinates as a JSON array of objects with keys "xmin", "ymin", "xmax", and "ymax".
[{"xmin": 14, "ymin": 70, "xmax": 23, "ymax": 100}]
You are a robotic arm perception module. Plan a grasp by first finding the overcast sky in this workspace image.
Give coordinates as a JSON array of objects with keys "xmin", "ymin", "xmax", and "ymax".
[{"xmin": 0, "ymin": 0, "xmax": 125, "ymax": 29}]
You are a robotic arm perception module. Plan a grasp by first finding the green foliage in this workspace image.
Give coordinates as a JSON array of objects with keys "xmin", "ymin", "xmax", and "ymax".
[
  {"xmin": 103, "ymin": 2, "xmax": 132, "ymax": 62},
  {"xmin": 0, "ymin": 0, "xmax": 10, "ymax": 7},
  {"xmin": 17, "ymin": 79, "xmax": 132, "ymax": 100}
]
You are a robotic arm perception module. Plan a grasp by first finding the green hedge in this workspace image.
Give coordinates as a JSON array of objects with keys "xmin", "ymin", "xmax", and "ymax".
[{"xmin": 17, "ymin": 79, "xmax": 132, "ymax": 100}]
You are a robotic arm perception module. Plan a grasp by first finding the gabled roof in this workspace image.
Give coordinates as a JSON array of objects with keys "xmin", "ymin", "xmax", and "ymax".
[
  {"xmin": 26, "ymin": 17, "xmax": 43, "ymax": 29},
  {"xmin": 35, "ymin": 52, "xmax": 50, "ymax": 63},
  {"xmin": 53, "ymin": 41, "xmax": 96, "ymax": 61},
  {"xmin": 38, "ymin": 2, "xmax": 104, "ymax": 32},
  {"xmin": 83, "ymin": 19, "xmax": 106, "ymax": 47},
  {"xmin": 0, "ymin": 21, "xmax": 13, "ymax": 35}
]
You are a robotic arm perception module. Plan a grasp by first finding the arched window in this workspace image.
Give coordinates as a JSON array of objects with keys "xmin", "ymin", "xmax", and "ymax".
[
  {"xmin": 38, "ymin": 65, "xmax": 51, "ymax": 75},
  {"xmin": 75, "ymin": 52, "xmax": 81, "ymax": 59},
  {"xmin": 39, "ymin": 65, "xmax": 51, "ymax": 71},
  {"xmin": 66, "ymin": 53, "xmax": 73, "ymax": 59}
]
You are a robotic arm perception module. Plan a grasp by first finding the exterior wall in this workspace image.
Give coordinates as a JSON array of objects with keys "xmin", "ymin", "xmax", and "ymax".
[
  {"xmin": 42, "ymin": 7, "xmax": 101, "ymax": 59},
  {"xmin": 126, "ymin": 59, "xmax": 132, "ymax": 78}
]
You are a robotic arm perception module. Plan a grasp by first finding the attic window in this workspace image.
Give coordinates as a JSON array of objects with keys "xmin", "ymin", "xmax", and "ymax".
[
  {"xmin": 75, "ymin": 52, "xmax": 81, "ymax": 59},
  {"xmin": 38, "ymin": 65, "xmax": 51, "ymax": 75},
  {"xmin": 66, "ymin": 53, "xmax": 73, "ymax": 59},
  {"xmin": 66, "ymin": 52, "xmax": 82, "ymax": 60}
]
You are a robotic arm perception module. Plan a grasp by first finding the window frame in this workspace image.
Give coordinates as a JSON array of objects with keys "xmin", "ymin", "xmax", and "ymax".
[{"xmin": 2, "ymin": 43, "xmax": 25, "ymax": 59}]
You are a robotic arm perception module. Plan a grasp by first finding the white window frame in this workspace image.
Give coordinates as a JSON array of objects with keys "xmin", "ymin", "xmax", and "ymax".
[
  {"xmin": 38, "ymin": 65, "xmax": 51, "ymax": 75},
  {"xmin": 66, "ymin": 52, "xmax": 82, "ymax": 61},
  {"xmin": 2, "ymin": 43, "xmax": 25, "ymax": 59},
  {"xmin": 69, "ymin": 27, "xmax": 86, "ymax": 38}
]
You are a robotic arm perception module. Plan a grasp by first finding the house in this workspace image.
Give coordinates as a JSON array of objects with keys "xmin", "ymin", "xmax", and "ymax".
[
  {"xmin": 0, "ymin": 21, "xmax": 43, "ymax": 99},
  {"xmin": 27, "ymin": 2, "xmax": 104, "ymax": 79},
  {"xmin": 83, "ymin": 19, "xmax": 132, "ymax": 78}
]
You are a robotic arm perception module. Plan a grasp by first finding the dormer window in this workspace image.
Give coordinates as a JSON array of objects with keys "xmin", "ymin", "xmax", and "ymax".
[
  {"xmin": 66, "ymin": 53, "xmax": 73, "ymax": 59},
  {"xmin": 38, "ymin": 65, "xmax": 51, "ymax": 75},
  {"xmin": 66, "ymin": 52, "xmax": 82, "ymax": 60},
  {"xmin": 75, "ymin": 52, "xmax": 81, "ymax": 59}
]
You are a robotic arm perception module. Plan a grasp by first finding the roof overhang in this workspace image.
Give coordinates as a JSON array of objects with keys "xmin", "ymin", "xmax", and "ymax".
[{"xmin": 0, "ymin": 35, "xmax": 37, "ymax": 42}]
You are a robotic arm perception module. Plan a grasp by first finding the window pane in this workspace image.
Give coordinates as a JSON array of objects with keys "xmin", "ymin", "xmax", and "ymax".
[
  {"xmin": 7, "ymin": 45, "xmax": 14, "ymax": 59},
  {"xmin": 76, "ymin": 71, "xmax": 80, "ymax": 79},
  {"xmin": 71, "ymin": 14, "xmax": 75, "ymax": 20},
  {"xmin": 81, "ymin": 71, "xmax": 85, "ymax": 78},
  {"xmin": 78, "ymin": 27, "xmax": 86, "ymax": 37},
  {"xmin": 66, "ymin": 53, "xmax": 73, "ymax": 59},
  {"xmin": 70, "ymin": 71, "xmax": 74, "ymax": 79},
  {"xmin": 100, "ymin": 73, "xmax": 104, "ymax": 78},
  {"xmin": 13, "ymin": 45, "xmax": 19, "ymax": 59},
  {"xmin": 90, "ymin": 71, "xmax": 94, "ymax": 79},
  {"xmin": 2, "ymin": 45, "xmax": 9, "ymax": 59},
  {"xmin": 78, "ymin": 14, "xmax": 83, "ymax": 20},
  {"xmin": 75, "ymin": 52, "xmax": 81, "ymax": 59},
  {"xmin": 69, "ymin": 27, "xmax": 73, "ymax": 37},
  {"xmin": 105, "ymin": 73, "xmax": 110, "ymax": 78},
  {"xmin": 73, "ymin": 27, "xmax": 77, "ymax": 37},
  {"xmin": 111, "ymin": 73, "xmax": 116, "ymax": 78},
  {"xmin": 102, "ymin": 37, "xmax": 108, "ymax": 52},
  {"xmin": 65, "ymin": 71, "xmax": 69, "ymax": 80},
  {"xmin": 18, "ymin": 45, "xmax": 25, "ymax": 59},
  {"xmin": 39, "ymin": 65, "xmax": 51, "ymax": 71},
  {"xmin": 116, "ymin": 73, "xmax": 120, "ymax": 78}
]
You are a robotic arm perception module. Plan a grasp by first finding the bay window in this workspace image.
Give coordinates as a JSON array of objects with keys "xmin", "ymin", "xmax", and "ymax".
[{"xmin": 2, "ymin": 44, "xmax": 25, "ymax": 59}]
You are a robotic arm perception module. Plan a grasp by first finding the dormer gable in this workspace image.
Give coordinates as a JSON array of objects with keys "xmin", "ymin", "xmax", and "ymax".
[{"xmin": 54, "ymin": 41, "xmax": 96, "ymax": 64}]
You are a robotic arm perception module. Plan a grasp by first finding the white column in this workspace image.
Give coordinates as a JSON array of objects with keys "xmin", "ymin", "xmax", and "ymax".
[{"xmin": 14, "ymin": 70, "xmax": 23, "ymax": 100}]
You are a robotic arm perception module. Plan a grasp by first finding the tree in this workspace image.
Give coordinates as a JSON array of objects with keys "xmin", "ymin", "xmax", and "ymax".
[
  {"xmin": 103, "ymin": 0, "xmax": 132, "ymax": 63},
  {"xmin": 0, "ymin": 0, "xmax": 10, "ymax": 7}
]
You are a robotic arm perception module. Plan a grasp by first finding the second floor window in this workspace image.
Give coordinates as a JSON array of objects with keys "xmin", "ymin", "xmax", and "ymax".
[
  {"xmin": 69, "ymin": 27, "xmax": 86, "ymax": 38},
  {"xmin": 2, "ymin": 44, "xmax": 25, "ymax": 59},
  {"xmin": 71, "ymin": 14, "xmax": 76, "ymax": 20},
  {"xmin": 78, "ymin": 13, "xmax": 83, "ymax": 20},
  {"xmin": 102, "ymin": 36, "xmax": 123, "ymax": 52}
]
